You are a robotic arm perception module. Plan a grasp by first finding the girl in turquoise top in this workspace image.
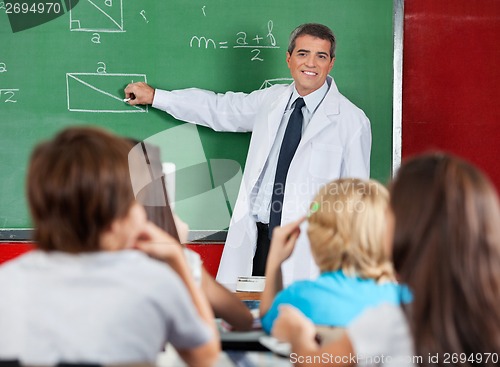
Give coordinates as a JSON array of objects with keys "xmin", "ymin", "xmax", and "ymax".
[{"xmin": 260, "ymin": 178, "xmax": 410, "ymax": 333}]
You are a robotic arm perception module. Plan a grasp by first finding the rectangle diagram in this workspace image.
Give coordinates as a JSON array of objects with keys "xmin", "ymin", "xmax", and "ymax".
[{"xmin": 66, "ymin": 73, "xmax": 148, "ymax": 113}]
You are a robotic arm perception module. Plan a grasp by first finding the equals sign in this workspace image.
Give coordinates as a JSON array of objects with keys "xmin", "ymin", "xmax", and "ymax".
[{"xmin": 219, "ymin": 42, "xmax": 228, "ymax": 49}]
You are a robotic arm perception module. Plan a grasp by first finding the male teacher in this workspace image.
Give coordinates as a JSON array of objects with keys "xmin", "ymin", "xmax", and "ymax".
[{"xmin": 125, "ymin": 23, "xmax": 371, "ymax": 287}]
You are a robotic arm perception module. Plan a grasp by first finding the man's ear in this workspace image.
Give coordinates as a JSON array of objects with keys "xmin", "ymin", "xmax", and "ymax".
[
  {"xmin": 329, "ymin": 57, "xmax": 335, "ymax": 72},
  {"xmin": 286, "ymin": 52, "xmax": 291, "ymax": 68}
]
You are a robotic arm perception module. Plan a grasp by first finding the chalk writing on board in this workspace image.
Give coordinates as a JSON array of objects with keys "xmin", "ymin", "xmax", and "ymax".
[
  {"xmin": 267, "ymin": 20, "xmax": 277, "ymax": 46},
  {"xmin": 140, "ymin": 10, "xmax": 149, "ymax": 23},
  {"xmin": 251, "ymin": 49, "xmax": 263, "ymax": 62},
  {"xmin": 190, "ymin": 36, "xmax": 216, "ymax": 49},
  {"xmin": 259, "ymin": 78, "xmax": 293, "ymax": 90},
  {"xmin": 0, "ymin": 89, "xmax": 19, "ymax": 103},
  {"xmin": 189, "ymin": 20, "xmax": 279, "ymax": 61},
  {"xmin": 69, "ymin": 0, "xmax": 125, "ymax": 33},
  {"xmin": 234, "ymin": 32, "xmax": 278, "ymax": 48},
  {"xmin": 0, "ymin": 63, "xmax": 6, "ymax": 73},
  {"xmin": 96, "ymin": 62, "xmax": 107, "ymax": 73},
  {"xmin": 91, "ymin": 33, "xmax": 101, "ymax": 44},
  {"xmin": 66, "ymin": 73, "xmax": 148, "ymax": 113}
]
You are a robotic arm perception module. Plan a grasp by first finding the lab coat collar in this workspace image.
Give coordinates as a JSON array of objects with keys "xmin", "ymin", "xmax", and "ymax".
[
  {"xmin": 265, "ymin": 75, "xmax": 341, "ymax": 154},
  {"xmin": 298, "ymin": 75, "xmax": 341, "ymax": 147},
  {"xmin": 289, "ymin": 81, "xmax": 329, "ymax": 114},
  {"xmin": 266, "ymin": 82, "xmax": 296, "ymax": 140}
]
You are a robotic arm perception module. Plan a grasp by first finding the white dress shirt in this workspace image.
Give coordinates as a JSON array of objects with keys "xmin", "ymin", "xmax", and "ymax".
[{"xmin": 251, "ymin": 81, "xmax": 330, "ymax": 223}]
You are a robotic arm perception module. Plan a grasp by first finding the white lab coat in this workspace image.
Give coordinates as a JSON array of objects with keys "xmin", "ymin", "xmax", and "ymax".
[{"xmin": 152, "ymin": 76, "xmax": 371, "ymax": 287}]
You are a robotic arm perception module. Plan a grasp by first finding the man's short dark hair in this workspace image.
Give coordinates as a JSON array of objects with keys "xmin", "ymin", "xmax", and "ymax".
[{"xmin": 288, "ymin": 23, "xmax": 336, "ymax": 58}]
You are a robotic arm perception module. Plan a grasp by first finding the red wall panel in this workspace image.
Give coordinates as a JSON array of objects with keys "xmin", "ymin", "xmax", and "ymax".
[
  {"xmin": 185, "ymin": 243, "xmax": 224, "ymax": 278},
  {"xmin": 0, "ymin": 243, "xmax": 33, "ymax": 264},
  {"xmin": 0, "ymin": 242, "xmax": 223, "ymax": 278},
  {"xmin": 402, "ymin": 0, "xmax": 500, "ymax": 191}
]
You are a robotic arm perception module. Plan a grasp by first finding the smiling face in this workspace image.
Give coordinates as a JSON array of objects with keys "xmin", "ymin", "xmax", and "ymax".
[{"xmin": 286, "ymin": 35, "xmax": 335, "ymax": 96}]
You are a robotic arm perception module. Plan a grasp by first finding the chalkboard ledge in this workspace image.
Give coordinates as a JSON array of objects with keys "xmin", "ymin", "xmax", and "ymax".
[{"xmin": 0, "ymin": 229, "xmax": 227, "ymax": 243}]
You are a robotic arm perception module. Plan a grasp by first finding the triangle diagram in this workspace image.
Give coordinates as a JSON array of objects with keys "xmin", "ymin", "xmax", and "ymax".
[{"xmin": 69, "ymin": 0, "xmax": 124, "ymax": 32}]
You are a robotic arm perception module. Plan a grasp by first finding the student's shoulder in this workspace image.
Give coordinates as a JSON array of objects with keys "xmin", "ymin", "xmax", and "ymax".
[
  {"xmin": 278, "ymin": 278, "xmax": 330, "ymax": 300},
  {"xmin": 348, "ymin": 303, "xmax": 408, "ymax": 336},
  {"xmin": 0, "ymin": 251, "xmax": 43, "ymax": 288},
  {"xmin": 116, "ymin": 250, "xmax": 176, "ymax": 275},
  {"xmin": 393, "ymin": 283, "xmax": 413, "ymax": 303},
  {"xmin": 283, "ymin": 278, "xmax": 318, "ymax": 291},
  {"xmin": 114, "ymin": 251, "xmax": 189, "ymax": 294},
  {"xmin": 347, "ymin": 303, "xmax": 412, "ymax": 356},
  {"xmin": 100, "ymin": 250, "xmax": 179, "ymax": 287},
  {"xmin": 0, "ymin": 250, "xmax": 40, "ymax": 273}
]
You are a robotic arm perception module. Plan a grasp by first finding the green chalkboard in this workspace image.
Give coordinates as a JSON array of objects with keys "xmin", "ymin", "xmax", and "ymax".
[{"xmin": 0, "ymin": 0, "xmax": 394, "ymax": 234}]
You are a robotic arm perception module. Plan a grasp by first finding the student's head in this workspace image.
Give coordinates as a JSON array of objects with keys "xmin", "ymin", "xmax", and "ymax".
[
  {"xmin": 390, "ymin": 153, "xmax": 500, "ymax": 356},
  {"xmin": 307, "ymin": 178, "xmax": 394, "ymax": 282},
  {"xmin": 27, "ymin": 126, "xmax": 146, "ymax": 253},
  {"xmin": 287, "ymin": 23, "xmax": 336, "ymax": 96}
]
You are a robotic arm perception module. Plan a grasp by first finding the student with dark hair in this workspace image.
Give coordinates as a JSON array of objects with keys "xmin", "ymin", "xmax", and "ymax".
[
  {"xmin": 0, "ymin": 127, "xmax": 220, "ymax": 366},
  {"xmin": 271, "ymin": 153, "xmax": 500, "ymax": 367}
]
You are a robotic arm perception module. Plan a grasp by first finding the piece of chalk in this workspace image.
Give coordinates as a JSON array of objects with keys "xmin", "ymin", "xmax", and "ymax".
[{"xmin": 123, "ymin": 93, "xmax": 136, "ymax": 102}]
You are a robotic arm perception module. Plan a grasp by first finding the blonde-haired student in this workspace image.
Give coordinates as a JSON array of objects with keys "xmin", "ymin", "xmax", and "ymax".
[{"xmin": 259, "ymin": 178, "xmax": 410, "ymax": 334}]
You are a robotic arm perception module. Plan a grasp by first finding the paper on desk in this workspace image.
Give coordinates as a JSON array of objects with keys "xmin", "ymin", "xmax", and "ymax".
[{"xmin": 259, "ymin": 336, "xmax": 291, "ymax": 357}]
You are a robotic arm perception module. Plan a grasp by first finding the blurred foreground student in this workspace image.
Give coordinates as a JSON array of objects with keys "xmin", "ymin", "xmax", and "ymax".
[
  {"xmin": 272, "ymin": 153, "xmax": 500, "ymax": 367},
  {"xmin": 259, "ymin": 178, "xmax": 410, "ymax": 334},
  {"xmin": 0, "ymin": 127, "xmax": 219, "ymax": 366}
]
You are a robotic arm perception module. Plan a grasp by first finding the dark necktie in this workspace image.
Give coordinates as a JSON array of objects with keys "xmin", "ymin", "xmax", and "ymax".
[{"xmin": 268, "ymin": 97, "xmax": 305, "ymax": 238}]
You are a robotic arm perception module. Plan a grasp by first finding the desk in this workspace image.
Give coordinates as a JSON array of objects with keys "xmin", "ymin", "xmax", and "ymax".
[{"xmin": 157, "ymin": 346, "xmax": 291, "ymax": 367}]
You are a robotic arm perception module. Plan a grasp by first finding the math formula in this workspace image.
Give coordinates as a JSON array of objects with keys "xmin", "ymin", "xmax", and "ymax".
[{"xmin": 190, "ymin": 20, "xmax": 280, "ymax": 62}]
